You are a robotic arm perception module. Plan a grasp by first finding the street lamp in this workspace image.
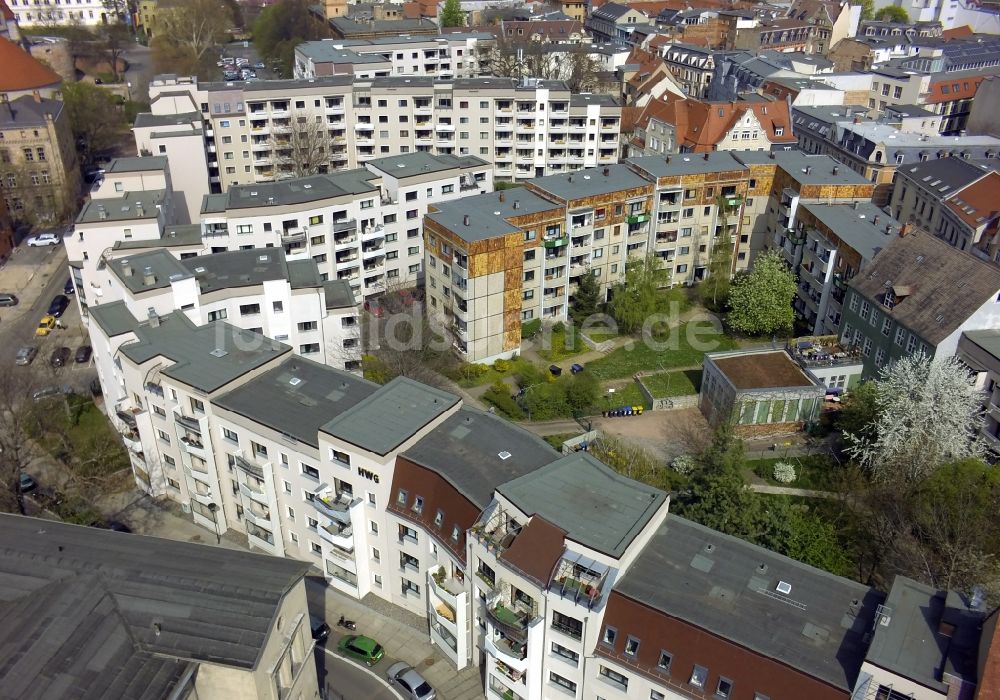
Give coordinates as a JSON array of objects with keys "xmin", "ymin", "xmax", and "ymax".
[{"xmin": 207, "ymin": 502, "xmax": 221, "ymax": 544}]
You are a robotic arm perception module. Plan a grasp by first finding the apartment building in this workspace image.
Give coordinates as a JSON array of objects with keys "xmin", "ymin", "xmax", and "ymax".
[
  {"xmin": 6, "ymin": 0, "xmax": 112, "ymax": 25},
  {"xmin": 658, "ymin": 43, "xmax": 720, "ymax": 99},
  {"xmin": 132, "ymin": 112, "xmax": 211, "ymax": 223},
  {"xmin": 838, "ymin": 230, "xmax": 1000, "ymax": 377},
  {"xmin": 294, "ymin": 34, "xmax": 492, "ymax": 80},
  {"xmin": 0, "ymin": 93, "xmax": 80, "ymax": 225},
  {"xmin": 778, "ymin": 201, "xmax": 899, "ymax": 336},
  {"xmin": 957, "ymin": 329, "xmax": 1000, "ymax": 453},
  {"xmin": 144, "ymin": 74, "xmax": 621, "ymax": 192},
  {"xmin": 0, "ymin": 514, "xmax": 320, "ymax": 700}
]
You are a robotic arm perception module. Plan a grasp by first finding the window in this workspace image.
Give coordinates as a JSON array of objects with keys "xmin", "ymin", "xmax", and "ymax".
[
  {"xmin": 657, "ymin": 650, "xmax": 672, "ymax": 673},
  {"xmin": 412, "ymin": 495, "xmax": 424, "ymax": 513},
  {"xmin": 551, "ymin": 642, "xmax": 579, "ymax": 664},
  {"xmin": 433, "ymin": 509, "xmax": 444, "ymax": 527},
  {"xmin": 690, "ymin": 665, "xmax": 708, "ymax": 688},
  {"xmin": 895, "ymin": 327, "xmax": 906, "ymax": 346},
  {"xmin": 859, "ymin": 300, "xmax": 871, "ymax": 321},
  {"xmin": 624, "ymin": 636, "xmax": 640, "ymax": 656},
  {"xmin": 875, "ymin": 347, "xmax": 886, "ymax": 367},
  {"xmin": 222, "ymin": 427, "xmax": 238, "ymax": 443},
  {"xmin": 163, "ymin": 454, "xmax": 175, "ymax": 466},
  {"xmin": 400, "ymin": 552, "xmax": 419, "ymax": 571},
  {"xmin": 307, "ymin": 517, "xmax": 318, "ymax": 531},
  {"xmin": 601, "ymin": 626, "xmax": 617, "ymax": 646},
  {"xmin": 157, "ymin": 429, "xmax": 170, "ymax": 444},
  {"xmin": 399, "ymin": 524, "xmax": 418, "ymax": 543},
  {"xmin": 549, "ymin": 673, "xmax": 576, "ymax": 693},
  {"xmin": 716, "ymin": 677, "xmax": 734, "ymax": 698},
  {"xmin": 862, "ymin": 336, "xmax": 873, "ymax": 357},
  {"xmin": 310, "ymin": 542, "xmax": 322, "ymax": 555},
  {"xmin": 240, "ymin": 303, "xmax": 260, "ymax": 316},
  {"xmin": 599, "ymin": 666, "xmax": 628, "ymax": 690},
  {"xmin": 552, "ymin": 611, "xmax": 582, "ymax": 639},
  {"xmin": 651, "ymin": 692, "xmax": 666, "ymax": 700},
  {"xmin": 906, "ymin": 334, "xmax": 917, "ymax": 353},
  {"xmin": 286, "ymin": 506, "xmax": 295, "ymax": 521},
  {"xmin": 297, "ymin": 321, "xmax": 318, "ymax": 332},
  {"xmin": 882, "ymin": 317, "xmax": 892, "ymax": 336},
  {"xmin": 299, "ymin": 343, "xmax": 320, "ymax": 354},
  {"xmin": 451, "ymin": 524, "xmax": 461, "ymax": 542},
  {"xmin": 371, "ymin": 520, "xmax": 379, "ymax": 534},
  {"xmin": 273, "ymin": 301, "xmax": 284, "ymax": 313},
  {"xmin": 396, "ymin": 488, "xmax": 408, "ymax": 506},
  {"xmin": 301, "ymin": 463, "xmax": 320, "ymax": 479},
  {"xmin": 401, "ymin": 578, "xmax": 420, "ymax": 596}
]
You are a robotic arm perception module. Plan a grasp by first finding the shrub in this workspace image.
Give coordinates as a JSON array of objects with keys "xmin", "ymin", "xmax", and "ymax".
[
  {"xmin": 773, "ymin": 461, "xmax": 797, "ymax": 483},
  {"xmin": 482, "ymin": 380, "xmax": 524, "ymax": 419},
  {"xmin": 521, "ymin": 318, "xmax": 541, "ymax": 338},
  {"xmin": 493, "ymin": 358, "xmax": 511, "ymax": 372},
  {"xmin": 671, "ymin": 454, "xmax": 695, "ymax": 475}
]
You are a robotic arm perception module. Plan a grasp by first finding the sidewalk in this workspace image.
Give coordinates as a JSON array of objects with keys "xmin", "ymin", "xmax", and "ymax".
[{"xmin": 305, "ymin": 578, "xmax": 484, "ymax": 700}]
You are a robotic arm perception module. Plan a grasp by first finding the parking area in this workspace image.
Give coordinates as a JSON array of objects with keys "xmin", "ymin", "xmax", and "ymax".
[{"xmin": 219, "ymin": 41, "xmax": 282, "ymax": 81}]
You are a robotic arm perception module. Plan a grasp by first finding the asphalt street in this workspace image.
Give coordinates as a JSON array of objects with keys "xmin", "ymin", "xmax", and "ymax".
[{"xmin": 316, "ymin": 648, "xmax": 401, "ymax": 700}]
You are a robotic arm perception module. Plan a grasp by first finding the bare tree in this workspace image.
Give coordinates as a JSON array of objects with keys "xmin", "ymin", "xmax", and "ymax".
[
  {"xmin": 483, "ymin": 35, "xmax": 608, "ymax": 92},
  {"xmin": 152, "ymin": 0, "xmax": 232, "ymax": 76},
  {"xmin": 272, "ymin": 117, "xmax": 330, "ymax": 178},
  {"xmin": 0, "ymin": 368, "xmax": 44, "ymax": 514}
]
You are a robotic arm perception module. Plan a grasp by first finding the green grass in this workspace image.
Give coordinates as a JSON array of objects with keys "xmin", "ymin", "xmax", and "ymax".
[
  {"xmin": 543, "ymin": 433, "xmax": 580, "ymax": 450},
  {"xmin": 746, "ymin": 454, "xmax": 841, "ymax": 491},
  {"xmin": 601, "ymin": 382, "xmax": 650, "ymax": 411},
  {"xmin": 642, "ymin": 369, "xmax": 702, "ymax": 397},
  {"xmin": 587, "ymin": 322, "xmax": 736, "ymax": 379},
  {"xmin": 536, "ymin": 327, "xmax": 586, "ymax": 362},
  {"xmin": 449, "ymin": 358, "xmax": 535, "ymax": 388}
]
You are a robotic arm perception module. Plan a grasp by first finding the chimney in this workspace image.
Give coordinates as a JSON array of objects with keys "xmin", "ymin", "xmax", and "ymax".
[
  {"xmin": 32, "ymin": 90, "xmax": 41, "ymax": 104},
  {"xmin": 886, "ymin": 223, "xmax": 893, "ymax": 234},
  {"xmin": 665, "ymin": 155, "xmax": 671, "ymax": 164},
  {"xmin": 143, "ymin": 266, "xmax": 156, "ymax": 286},
  {"xmin": 703, "ymin": 153, "xmax": 710, "ymax": 161},
  {"xmin": 568, "ymin": 175, "xmax": 574, "ymax": 183},
  {"xmin": 463, "ymin": 214, "xmax": 470, "ymax": 226},
  {"xmin": 853, "ymin": 116, "xmax": 860, "ymax": 124},
  {"xmin": 147, "ymin": 307, "xmax": 161, "ymax": 328},
  {"xmin": 513, "ymin": 200, "xmax": 520, "ymax": 209},
  {"xmin": 899, "ymin": 222, "xmax": 913, "ymax": 237},
  {"xmin": 805, "ymin": 166, "xmax": 812, "ymax": 174},
  {"xmin": 136, "ymin": 202, "xmax": 144, "ymax": 217},
  {"xmin": 832, "ymin": 166, "xmax": 839, "ymax": 175},
  {"xmin": 603, "ymin": 167, "xmax": 610, "ymax": 176},
  {"xmin": 853, "ymin": 201, "xmax": 860, "ymax": 210},
  {"xmin": 499, "ymin": 192, "xmax": 506, "ymax": 202},
  {"xmin": 122, "ymin": 261, "xmax": 133, "ymax": 277},
  {"xmin": 873, "ymin": 215, "xmax": 880, "ymax": 227},
  {"xmin": 768, "ymin": 152, "xmax": 775, "ymax": 159}
]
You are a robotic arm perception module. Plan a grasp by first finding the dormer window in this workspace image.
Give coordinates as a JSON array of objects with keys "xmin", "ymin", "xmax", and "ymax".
[
  {"xmin": 396, "ymin": 489, "xmax": 408, "ymax": 506},
  {"xmin": 412, "ymin": 496, "xmax": 424, "ymax": 514}
]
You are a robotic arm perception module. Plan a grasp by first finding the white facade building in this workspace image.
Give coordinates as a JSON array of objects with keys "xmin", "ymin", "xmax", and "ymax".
[{"xmin": 8, "ymin": 0, "xmax": 112, "ymax": 25}]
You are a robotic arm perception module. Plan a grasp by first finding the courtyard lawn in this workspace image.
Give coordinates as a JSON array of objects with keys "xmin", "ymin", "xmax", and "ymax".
[
  {"xmin": 536, "ymin": 326, "xmax": 587, "ymax": 362},
  {"xmin": 642, "ymin": 369, "xmax": 702, "ymax": 398},
  {"xmin": 747, "ymin": 454, "xmax": 842, "ymax": 492},
  {"xmin": 587, "ymin": 322, "xmax": 737, "ymax": 379},
  {"xmin": 600, "ymin": 382, "xmax": 650, "ymax": 411}
]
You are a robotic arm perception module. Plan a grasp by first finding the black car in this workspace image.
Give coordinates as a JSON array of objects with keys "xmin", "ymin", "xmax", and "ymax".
[
  {"xmin": 50, "ymin": 347, "xmax": 70, "ymax": 367},
  {"xmin": 63, "ymin": 278, "xmax": 75, "ymax": 295},
  {"xmin": 310, "ymin": 616, "xmax": 331, "ymax": 644},
  {"xmin": 75, "ymin": 345, "xmax": 92, "ymax": 364},
  {"xmin": 47, "ymin": 294, "xmax": 69, "ymax": 318}
]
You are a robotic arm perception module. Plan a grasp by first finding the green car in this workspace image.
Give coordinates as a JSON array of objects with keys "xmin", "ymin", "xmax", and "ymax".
[{"xmin": 337, "ymin": 635, "xmax": 385, "ymax": 666}]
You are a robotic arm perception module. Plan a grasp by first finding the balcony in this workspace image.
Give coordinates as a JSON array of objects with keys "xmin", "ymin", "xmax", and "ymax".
[
  {"xmin": 429, "ymin": 565, "xmax": 465, "ymax": 609},
  {"xmin": 121, "ymin": 431, "xmax": 143, "ymax": 453},
  {"xmin": 486, "ymin": 603, "xmax": 533, "ymax": 644},
  {"xmin": 786, "ymin": 336, "xmax": 863, "ymax": 369},
  {"xmin": 174, "ymin": 413, "xmax": 201, "ymax": 433},
  {"xmin": 542, "ymin": 235, "xmax": 569, "ymax": 249},
  {"xmin": 625, "ymin": 213, "xmax": 650, "ymax": 225},
  {"xmin": 180, "ymin": 435, "xmax": 208, "ymax": 460},
  {"xmin": 551, "ymin": 551, "xmax": 609, "ymax": 610},
  {"xmin": 239, "ymin": 480, "xmax": 269, "ymax": 506},
  {"xmin": 319, "ymin": 519, "xmax": 354, "ymax": 549},
  {"xmin": 282, "ymin": 227, "xmax": 306, "ymax": 243},
  {"xmin": 312, "ymin": 488, "xmax": 358, "ymax": 523}
]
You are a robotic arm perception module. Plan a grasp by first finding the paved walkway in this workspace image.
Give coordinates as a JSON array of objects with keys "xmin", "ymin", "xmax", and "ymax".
[
  {"xmin": 306, "ymin": 578, "xmax": 484, "ymax": 700},
  {"xmin": 747, "ymin": 483, "xmax": 840, "ymax": 499}
]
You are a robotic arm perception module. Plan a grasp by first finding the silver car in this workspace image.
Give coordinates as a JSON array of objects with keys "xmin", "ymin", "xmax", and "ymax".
[{"xmin": 386, "ymin": 662, "xmax": 436, "ymax": 700}]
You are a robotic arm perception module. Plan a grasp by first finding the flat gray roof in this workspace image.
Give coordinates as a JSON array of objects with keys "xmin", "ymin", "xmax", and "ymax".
[
  {"xmin": 77, "ymin": 190, "xmax": 166, "ymax": 224},
  {"xmin": 0, "ymin": 514, "xmax": 310, "ymax": 699},
  {"xmin": 896, "ymin": 156, "xmax": 996, "ymax": 196},
  {"xmin": 427, "ymin": 188, "xmax": 560, "ymax": 243},
  {"xmin": 403, "ymin": 407, "xmax": 559, "ymax": 508},
  {"xmin": 529, "ymin": 164, "xmax": 650, "ymax": 201},
  {"xmin": 181, "ymin": 248, "xmax": 319, "ymax": 294},
  {"xmin": 800, "ymin": 202, "xmax": 899, "ymax": 262},
  {"xmin": 367, "ymin": 151, "xmax": 488, "ymax": 177},
  {"xmin": 224, "ymin": 170, "xmax": 376, "ymax": 210},
  {"xmin": 961, "ymin": 328, "xmax": 1000, "ymax": 362},
  {"xmin": 89, "ymin": 301, "xmax": 140, "ymax": 337},
  {"xmin": 321, "ymin": 376, "xmax": 458, "ymax": 455},
  {"xmin": 733, "ymin": 150, "xmax": 872, "ymax": 185},
  {"xmin": 109, "ymin": 249, "xmax": 192, "ymax": 294},
  {"xmin": 114, "ymin": 224, "xmax": 204, "ymax": 250},
  {"xmin": 214, "ymin": 356, "xmax": 378, "ymax": 448},
  {"xmin": 627, "ymin": 151, "xmax": 749, "ymax": 178},
  {"xmin": 107, "ymin": 156, "xmax": 168, "ymax": 173},
  {"xmin": 133, "ymin": 111, "xmax": 202, "ymax": 128},
  {"xmin": 616, "ymin": 514, "xmax": 883, "ymax": 690},
  {"xmin": 201, "ymin": 193, "xmax": 228, "ymax": 214},
  {"xmin": 865, "ymin": 576, "xmax": 981, "ymax": 691},
  {"xmin": 324, "ymin": 279, "xmax": 357, "ymax": 309},
  {"xmin": 120, "ymin": 310, "xmax": 290, "ymax": 394},
  {"xmin": 498, "ymin": 452, "xmax": 667, "ymax": 558},
  {"xmin": 204, "ymin": 75, "xmax": 354, "ymax": 93},
  {"xmin": 570, "ymin": 93, "xmax": 619, "ymax": 107},
  {"xmin": 296, "ymin": 42, "xmax": 386, "ymax": 64}
]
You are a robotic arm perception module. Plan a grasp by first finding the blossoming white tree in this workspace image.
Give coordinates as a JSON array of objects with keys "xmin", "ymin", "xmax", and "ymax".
[{"xmin": 845, "ymin": 353, "xmax": 987, "ymax": 482}]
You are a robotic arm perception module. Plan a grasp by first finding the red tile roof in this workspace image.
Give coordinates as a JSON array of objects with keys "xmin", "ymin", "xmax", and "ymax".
[
  {"xmin": 945, "ymin": 172, "xmax": 1000, "ymax": 229},
  {"xmin": 0, "ymin": 37, "xmax": 62, "ymax": 93},
  {"xmin": 0, "ymin": 0, "xmax": 14, "ymax": 21},
  {"xmin": 942, "ymin": 24, "xmax": 974, "ymax": 39},
  {"xmin": 498, "ymin": 515, "xmax": 566, "ymax": 586}
]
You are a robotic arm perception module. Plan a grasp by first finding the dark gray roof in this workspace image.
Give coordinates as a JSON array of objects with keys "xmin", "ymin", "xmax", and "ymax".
[
  {"xmin": 320, "ymin": 376, "xmax": 458, "ymax": 455},
  {"xmin": 960, "ymin": 328, "xmax": 1000, "ymax": 363},
  {"xmin": 865, "ymin": 576, "xmax": 982, "ymax": 691},
  {"xmin": 367, "ymin": 151, "xmax": 488, "ymax": 177},
  {"xmin": 214, "ymin": 355, "xmax": 378, "ymax": 448},
  {"xmin": 329, "ymin": 16, "xmax": 438, "ymax": 34},
  {"xmin": 426, "ymin": 188, "xmax": 561, "ymax": 243},
  {"xmin": 120, "ymin": 310, "xmax": 290, "ymax": 393},
  {"xmin": 109, "ymin": 249, "xmax": 192, "ymax": 294},
  {"xmin": 324, "ymin": 279, "xmax": 357, "ymax": 309},
  {"xmin": 0, "ymin": 95, "xmax": 63, "ymax": 128},
  {"xmin": 180, "ymin": 248, "xmax": 318, "ymax": 294},
  {"xmin": 114, "ymin": 224, "xmax": 203, "ymax": 250},
  {"xmin": 498, "ymin": 452, "xmax": 667, "ymax": 558},
  {"xmin": 287, "ymin": 259, "xmax": 323, "ymax": 289},
  {"xmin": 133, "ymin": 111, "xmax": 203, "ymax": 128},
  {"xmin": 201, "ymin": 193, "xmax": 228, "ymax": 214},
  {"xmin": 895, "ymin": 156, "xmax": 996, "ymax": 198},
  {"xmin": 370, "ymin": 76, "xmax": 436, "ymax": 88},
  {"xmin": 77, "ymin": 191, "xmax": 166, "ymax": 224},
  {"xmin": 203, "ymin": 75, "xmax": 354, "ymax": 93},
  {"xmin": 627, "ymin": 151, "xmax": 749, "ymax": 178},
  {"xmin": 571, "ymin": 93, "xmax": 619, "ymax": 108},
  {"xmin": 884, "ymin": 103, "xmax": 936, "ymax": 119},
  {"xmin": 225, "ymin": 170, "xmax": 376, "ymax": 210},
  {"xmin": 403, "ymin": 407, "xmax": 559, "ymax": 508},
  {"xmin": 529, "ymin": 164, "xmax": 651, "ymax": 201},
  {"xmin": 296, "ymin": 42, "xmax": 386, "ymax": 65},
  {"xmin": 799, "ymin": 202, "xmax": 899, "ymax": 262},
  {"xmin": 107, "ymin": 156, "xmax": 168, "ymax": 173},
  {"xmin": 0, "ymin": 514, "xmax": 311, "ymax": 699},
  {"xmin": 88, "ymin": 301, "xmax": 140, "ymax": 337},
  {"xmin": 733, "ymin": 150, "xmax": 872, "ymax": 186},
  {"xmin": 848, "ymin": 231, "xmax": 1000, "ymax": 346},
  {"xmin": 615, "ymin": 514, "xmax": 883, "ymax": 690},
  {"xmin": 592, "ymin": 2, "xmax": 632, "ymax": 19}
]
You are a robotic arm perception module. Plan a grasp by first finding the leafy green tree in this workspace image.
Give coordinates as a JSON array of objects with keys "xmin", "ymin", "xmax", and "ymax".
[
  {"xmin": 571, "ymin": 270, "xmax": 601, "ymax": 324},
  {"xmin": 726, "ymin": 249, "xmax": 796, "ymax": 336},
  {"xmin": 564, "ymin": 371, "xmax": 600, "ymax": 414},
  {"xmin": 836, "ymin": 380, "xmax": 878, "ymax": 444},
  {"xmin": 873, "ymin": 5, "xmax": 909, "ymax": 22},
  {"xmin": 853, "ymin": 0, "xmax": 874, "ymax": 20},
  {"xmin": 252, "ymin": 0, "xmax": 331, "ymax": 76},
  {"xmin": 703, "ymin": 196, "xmax": 735, "ymax": 309},
  {"xmin": 61, "ymin": 82, "xmax": 126, "ymax": 165},
  {"xmin": 440, "ymin": 0, "xmax": 466, "ymax": 27},
  {"xmin": 608, "ymin": 253, "xmax": 669, "ymax": 334},
  {"xmin": 99, "ymin": 22, "xmax": 132, "ymax": 82}
]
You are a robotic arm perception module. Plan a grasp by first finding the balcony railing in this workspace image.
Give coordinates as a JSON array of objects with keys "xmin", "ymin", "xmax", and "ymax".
[
  {"xmin": 486, "ymin": 603, "xmax": 533, "ymax": 643},
  {"xmin": 312, "ymin": 490, "xmax": 357, "ymax": 522}
]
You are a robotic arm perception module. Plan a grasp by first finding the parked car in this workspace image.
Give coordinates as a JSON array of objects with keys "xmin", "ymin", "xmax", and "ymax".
[
  {"xmin": 253, "ymin": 61, "xmax": 266, "ymax": 69},
  {"xmin": 47, "ymin": 295, "xmax": 69, "ymax": 317},
  {"xmin": 50, "ymin": 346, "xmax": 70, "ymax": 367},
  {"xmin": 15, "ymin": 345, "xmax": 37, "ymax": 365},
  {"xmin": 336, "ymin": 635, "xmax": 385, "ymax": 666},
  {"xmin": 32, "ymin": 385, "xmax": 71, "ymax": 401},
  {"xmin": 223, "ymin": 71, "xmax": 239, "ymax": 81},
  {"xmin": 0, "ymin": 293, "xmax": 18, "ymax": 307},
  {"xmin": 35, "ymin": 315, "xmax": 56, "ymax": 336},
  {"xmin": 363, "ymin": 298, "xmax": 385, "ymax": 317},
  {"xmin": 26, "ymin": 232, "xmax": 62, "ymax": 247},
  {"xmin": 75, "ymin": 345, "xmax": 92, "ymax": 364},
  {"xmin": 386, "ymin": 663, "xmax": 436, "ymax": 700},
  {"xmin": 63, "ymin": 278, "xmax": 75, "ymax": 295},
  {"xmin": 310, "ymin": 616, "xmax": 331, "ymax": 644},
  {"xmin": 19, "ymin": 473, "xmax": 36, "ymax": 493}
]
